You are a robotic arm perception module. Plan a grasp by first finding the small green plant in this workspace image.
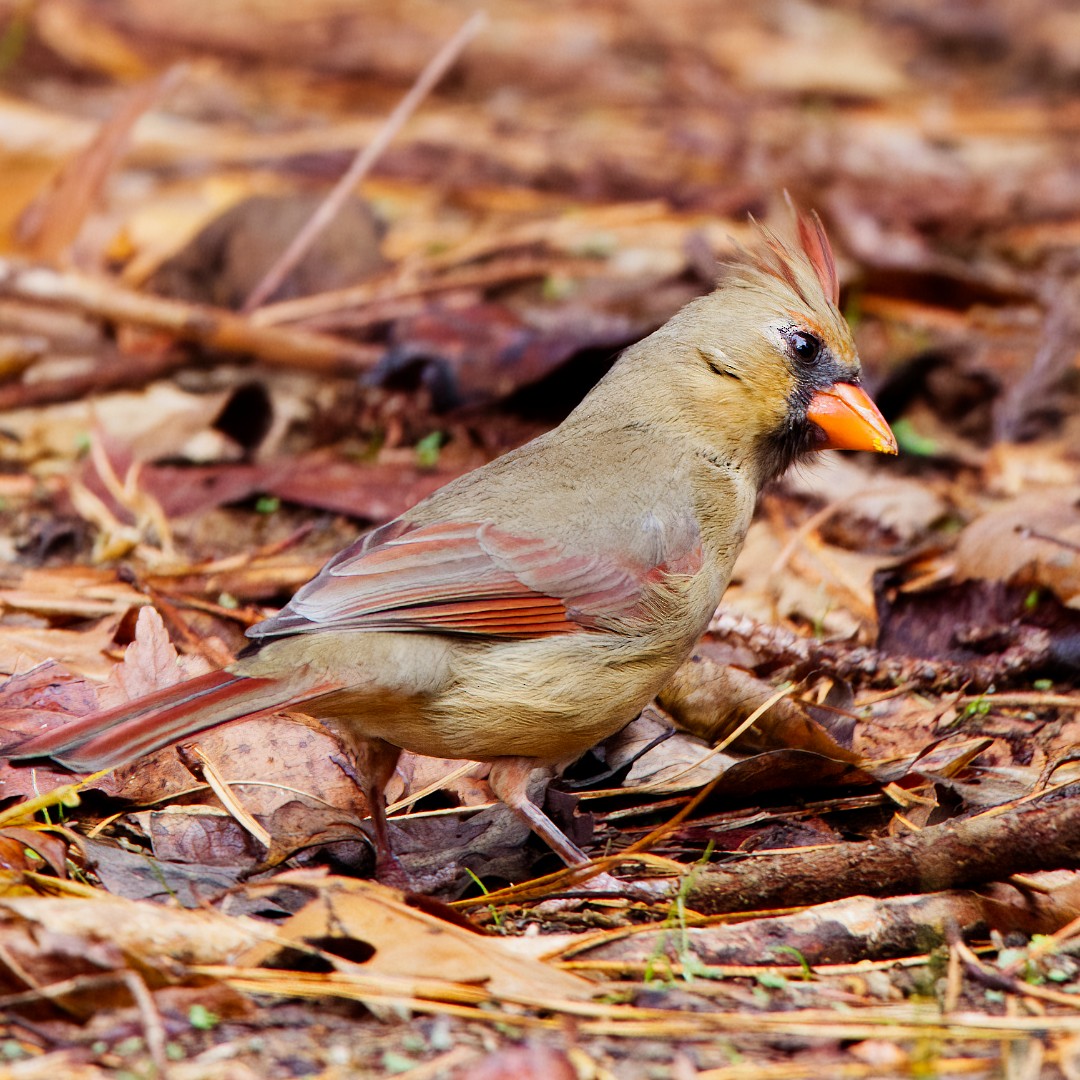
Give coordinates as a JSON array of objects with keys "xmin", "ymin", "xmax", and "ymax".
[
  {"xmin": 415, "ymin": 431, "xmax": 443, "ymax": 468},
  {"xmin": 771, "ymin": 944, "xmax": 814, "ymax": 980},
  {"xmin": 960, "ymin": 688, "xmax": 994, "ymax": 722},
  {"xmin": 542, "ymin": 274, "xmax": 576, "ymax": 301},
  {"xmin": 811, "ymin": 598, "xmax": 834, "ymax": 640},
  {"xmin": 574, "ymin": 231, "xmax": 617, "ymax": 258},
  {"xmin": 644, "ymin": 842, "xmax": 714, "ymax": 986},
  {"xmin": 464, "ymin": 868, "xmax": 503, "ymax": 930},
  {"xmin": 1, "ymin": 1040, "xmax": 28, "ymax": 1062},
  {"xmin": 381, "ymin": 1051, "xmax": 420, "ymax": 1074},
  {"xmin": 188, "ymin": 1004, "xmax": 219, "ymax": 1031},
  {"xmin": 756, "ymin": 970, "xmax": 789, "ymax": 990},
  {"xmin": 891, "ymin": 418, "xmax": 938, "ymax": 458}
]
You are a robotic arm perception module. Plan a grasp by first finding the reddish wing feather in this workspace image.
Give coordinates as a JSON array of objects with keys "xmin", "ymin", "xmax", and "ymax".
[{"xmin": 251, "ymin": 519, "xmax": 702, "ymax": 641}]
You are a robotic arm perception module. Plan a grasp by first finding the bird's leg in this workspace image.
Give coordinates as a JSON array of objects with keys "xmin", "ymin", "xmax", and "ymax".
[
  {"xmin": 487, "ymin": 756, "xmax": 590, "ymax": 866},
  {"xmin": 488, "ymin": 756, "xmax": 674, "ymax": 904},
  {"xmin": 340, "ymin": 736, "xmax": 408, "ymax": 887}
]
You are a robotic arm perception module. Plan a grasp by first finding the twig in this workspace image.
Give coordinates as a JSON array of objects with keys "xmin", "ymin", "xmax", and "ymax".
[
  {"xmin": 954, "ymin": 938, "xmax": 1080, "ymax": 1012},
  {"xmin": 0, "ymin": 341, "xmax": 182, "ymax": 411},
  {"xmin": 707, "ymin": 609, "xmax": 1053, "ymax": 692},
  {"xmin": 684, "ymin": 796, "xmax": 1080, "ymax": 915},
  {"xmin": 241, "ymin": 11, "xmax": 487, "ymax": 313},
  {"xmin": 568, "ymin": 891, "xmax": 1070, "ymax": 969},
  {"xmin": 0, "ymin": 257, "xmax": 381, "ymax": 378},
  {"xmin": 254, "ymin": 254, "xmax": 604, "ymax": 328},
  {"xmin": 121, "ymin": 969, "xmax": 171, "ymax": 1078},
  {"xmin": 178, "ymin": 745, "xmax": 272, "ymax": 849}
]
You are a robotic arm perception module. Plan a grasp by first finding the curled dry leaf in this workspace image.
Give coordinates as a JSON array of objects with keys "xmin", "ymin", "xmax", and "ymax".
[
  {"xmin": 659, "ymin": 653, "xmax": 859, "ymax": 761},
  {"xmin": 0, "ymin": 825, "xmax": 71, "ymax": 876},
  {"xmin": 602, "ymin": 711, "xmax": 733, "ymax": 792},
  {"xmin": 952, "ymin": 494, "xmax": 1080, "ymax": 607},
  {"xmin": 0, "ymin": 893, "xmax": 261, "ymax": 970},
  {"xmin": 236, "ymin": 872, "xmax": 595, "ymax": 1003}
]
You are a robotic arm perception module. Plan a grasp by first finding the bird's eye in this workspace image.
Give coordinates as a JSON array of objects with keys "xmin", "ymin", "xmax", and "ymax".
[{"xmin": 786, "ymin": 330, "xmax": 822, "ymax": 366}]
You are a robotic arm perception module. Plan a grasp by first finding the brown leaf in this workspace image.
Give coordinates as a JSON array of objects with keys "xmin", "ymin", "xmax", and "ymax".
[
  {"xmin": 0, "ymin": 892, "xmax": 259, "ymax": 968},
  {"xmin": 0, "ymin": 826, "xmax": 71, "ymax": 877},
  {"xmin": 145, "ymin": 805, "xmax": 264, "ymax": 868},
  {"xmin": 659, "ymin": 654, "xmax": 859, "ymax": 761},
  {"xmin": 604, "ymin": 711, "xmax": 732, "ymax": 792},
  {"xmin": 0, "ymin": 619, "xmax": 123, "ymax": 682},
  {"xmin": 236, "ymin": 872, "xmax": 594, "ymax": 1001},
  {"xmin": 260, "ymin": 796, "xmax": 371, "ymax": 870},
  {"xmin": 147, "ymin": 193, "xmax": 387, "ymax": 309},
  {"xmin": 99, "ymin": 605, "xmax": 212, "ymax": 708},
  {"xmin": 952, "ymin": 495, "xmax": 1080, "ymax": 607},
  {"xmin": 99, "ymin": 713, "xmax": 362, "ymax": 811},
  {"xmin": 382, "ymin": 301, "xmax": 636, "ymax": 409},
  {"xmin": 0, "ymin": 663, "xmax": 100, "ymax": 798},
  {"xmin": 82, "ymin": 834, "xmax": 246, "ymax": 905}
]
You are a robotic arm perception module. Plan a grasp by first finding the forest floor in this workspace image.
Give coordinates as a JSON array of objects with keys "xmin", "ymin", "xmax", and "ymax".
[{"xmin": 1, "ymin": 1, "xmax": 1080, "ymax": 1076}]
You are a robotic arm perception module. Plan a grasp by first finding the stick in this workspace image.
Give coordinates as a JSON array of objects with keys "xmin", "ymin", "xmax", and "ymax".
[
  {"xmin": 240, "ymin": 11, "xmax": 487, "ymax": 314},
  {"xmin": 0, "ymin": 258, "xmax": 380, "ymax": 376},
  {"xmin": 684, "ymin": 797, "xmax": 1080, "ymax": 915}
]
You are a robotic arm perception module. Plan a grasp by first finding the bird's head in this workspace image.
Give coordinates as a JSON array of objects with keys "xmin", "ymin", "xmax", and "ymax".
[{"xmin": 650, "ymin": 207, "xmax": 897, "ymax": 483}]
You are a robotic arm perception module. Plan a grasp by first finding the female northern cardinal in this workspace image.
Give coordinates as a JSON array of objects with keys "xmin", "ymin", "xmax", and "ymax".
[{"xmin": 9, "ymin": 210, "xmax": 896, "ymax": 873}]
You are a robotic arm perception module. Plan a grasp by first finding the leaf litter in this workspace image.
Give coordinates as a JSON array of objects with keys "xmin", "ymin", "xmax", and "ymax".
[{"xmin": 1, "ymin": 1, "xmax": 1080, "ymax": 1075}]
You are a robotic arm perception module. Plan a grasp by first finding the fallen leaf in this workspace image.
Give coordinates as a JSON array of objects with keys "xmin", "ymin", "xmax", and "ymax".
[
  {"xmin": 99, "ymin": 604, "xmax": 212, "ymax": 707},
  {"xmin": 236, "ymin": 872, "xmax": 594, "ymax": 1002}
]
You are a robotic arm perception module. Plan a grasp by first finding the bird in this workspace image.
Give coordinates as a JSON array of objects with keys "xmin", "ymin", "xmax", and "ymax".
[{"xmin": 8, "ymin": 208, "xmax": 897, "ymax": 878}]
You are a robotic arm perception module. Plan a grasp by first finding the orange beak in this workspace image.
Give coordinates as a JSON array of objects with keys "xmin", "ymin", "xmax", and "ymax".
[{"xmin": 807, "ymin": 382, "xmax": 897, "ymax": 454}]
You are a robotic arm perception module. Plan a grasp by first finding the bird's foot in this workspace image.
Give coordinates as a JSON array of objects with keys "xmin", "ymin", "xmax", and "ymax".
[{"xmin": 374, "ymin": 850, "xmax": 412, "ymax": 891}]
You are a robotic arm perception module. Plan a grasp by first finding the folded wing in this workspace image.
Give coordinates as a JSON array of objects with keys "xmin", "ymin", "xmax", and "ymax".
[{"xmin": 249, "ymin": 518, "xmax": 703, "ymax": 641}]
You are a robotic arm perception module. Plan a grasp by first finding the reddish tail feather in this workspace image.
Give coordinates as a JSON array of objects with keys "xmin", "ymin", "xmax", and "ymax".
[{"xmin": 6, "ymin": 669, "xmax": 284, "ymax": 772}]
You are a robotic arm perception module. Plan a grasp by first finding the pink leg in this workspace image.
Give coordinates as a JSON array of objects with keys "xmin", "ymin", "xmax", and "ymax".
[
  {"xmin": 488, "ymin": 757, "xmax": 675, "ymax": 904},
  {"xmin": 487, "ymin": 757, "xmax": 590, "ymax": 866},
  {"xmin": 351, "ymin": 738, "xmax": 408, "ymax": 887}
]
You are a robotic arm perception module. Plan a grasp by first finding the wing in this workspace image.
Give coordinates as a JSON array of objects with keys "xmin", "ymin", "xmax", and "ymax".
[{"xmin": 249, "ymin": 518, "xmax": 703, "ymax": 641}]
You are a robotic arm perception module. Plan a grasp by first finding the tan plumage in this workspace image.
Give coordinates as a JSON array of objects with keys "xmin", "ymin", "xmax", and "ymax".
[{"xmin": 9, "ymin": 209, "xmax": 896, "ymax": 873}]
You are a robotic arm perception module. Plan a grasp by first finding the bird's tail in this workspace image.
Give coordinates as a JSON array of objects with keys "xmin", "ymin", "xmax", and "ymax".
[{"xmin": 6, "ymin": 669, "xmax": 294, "ymax": 772}]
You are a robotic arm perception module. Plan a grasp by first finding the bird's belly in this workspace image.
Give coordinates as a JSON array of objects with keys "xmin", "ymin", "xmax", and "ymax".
[
  {"xmin": 392, "ymin": 632, "xmax": 682, "ymax": 762},
  {"xmin": 296, "ymin": 630, "xmax": 685, "ymax": 764}
]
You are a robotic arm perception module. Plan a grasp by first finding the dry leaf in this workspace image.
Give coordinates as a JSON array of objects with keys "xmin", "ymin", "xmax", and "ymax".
[
  {"xmin": 99, "ymin": 605, "xmax": 212, "ymax": 707},
  {"xmin": 237, "ymin": 872, "xmax": 594, "ymax": 1002}
]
